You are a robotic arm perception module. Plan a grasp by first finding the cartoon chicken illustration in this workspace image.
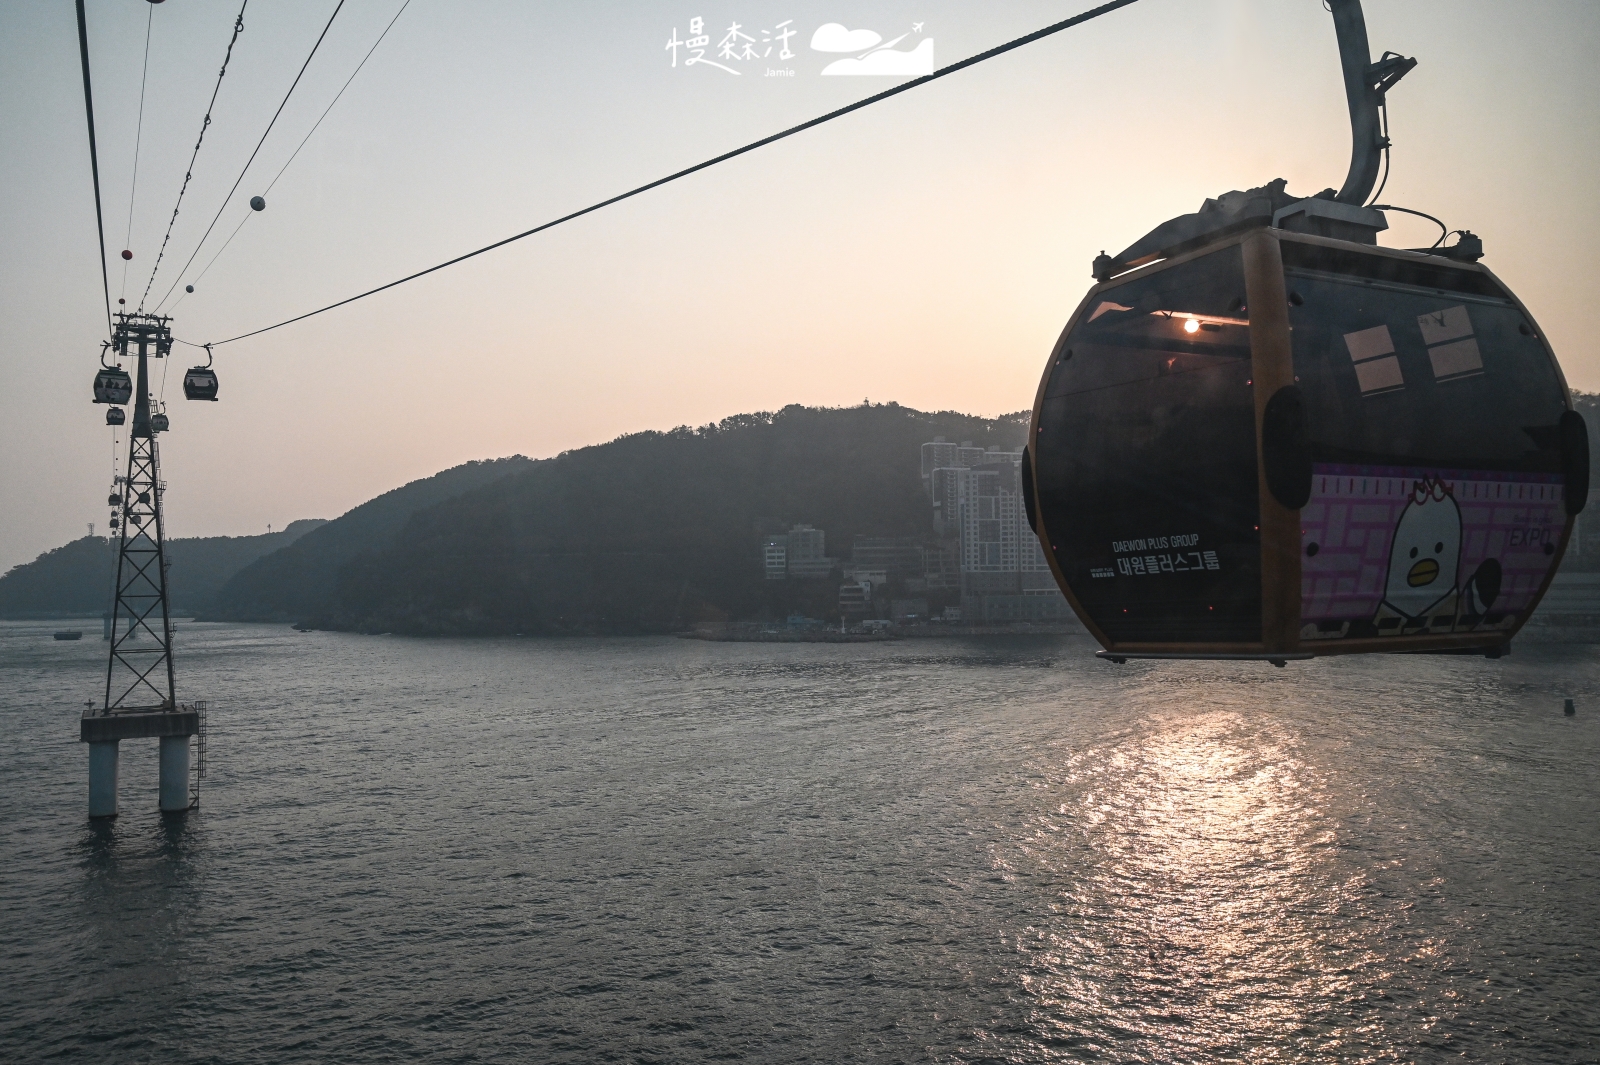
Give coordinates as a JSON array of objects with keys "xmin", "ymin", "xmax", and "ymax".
[{"xmin": 1374, "ymin": 477, "xmax": 1463, "ymax": 634}]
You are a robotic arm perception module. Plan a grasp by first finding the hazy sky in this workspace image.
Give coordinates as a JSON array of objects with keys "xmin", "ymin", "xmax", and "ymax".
[{"xmin": 2, "ymin": 0, "xmax": 1597, "ymax": 571}]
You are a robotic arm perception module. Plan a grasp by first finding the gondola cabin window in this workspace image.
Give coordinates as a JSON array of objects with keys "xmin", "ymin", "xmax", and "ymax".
[{"xmin": 1033, "ymin": 245, "xmax": 1262, "ymax": 643}]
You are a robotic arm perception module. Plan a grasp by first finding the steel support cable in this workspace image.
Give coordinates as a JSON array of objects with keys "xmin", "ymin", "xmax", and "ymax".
[
  {"xmin": 211, "ymin": 0, "xmax": 1141, "ymax": 346},
  {"xmin": 156, "ymin": 0, "xmax": 350, "ymax": 312},
  {"xmin": 74, "ymin": 0, "xmax": 112, "ymax": 334},
  {"xmin": 138, "ymin": 0, "xmax": 250, "ymax": 312},
  {"xmin": 163, "ymin": 0, "xmax": 411, "ymax": 311},
  {"xmin": 121, "ymin": 4, "xmax": 155, "ymax": 303}
]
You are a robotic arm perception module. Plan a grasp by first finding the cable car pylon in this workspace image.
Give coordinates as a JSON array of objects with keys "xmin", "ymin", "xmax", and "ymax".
[
  {"xmin": 1025, "ymin": 0, "xmax": 1590, "ymax": 664},
  {"xmin": 82, "ymin": 312, "xmax": 205, "ymax": 818}
]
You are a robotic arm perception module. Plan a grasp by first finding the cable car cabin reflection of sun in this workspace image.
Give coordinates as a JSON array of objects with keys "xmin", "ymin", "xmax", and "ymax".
[{"xmin": 1028, "ymin": 230, "xmax": 1586, "ymax": 658}]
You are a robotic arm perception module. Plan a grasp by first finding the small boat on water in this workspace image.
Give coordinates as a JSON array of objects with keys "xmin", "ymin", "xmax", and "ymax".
[{"xmin": 53, "ymin": 631, "xmax": 83, "ymax": 641}]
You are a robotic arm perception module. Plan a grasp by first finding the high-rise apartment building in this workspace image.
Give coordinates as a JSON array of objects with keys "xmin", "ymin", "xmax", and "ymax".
[
  {"xmin": 922, "ymin": 439, "xmax": 996, "ymax": 533},
  {"xmin": 956, "ymin": 462, "xmax": 1021, "ymax": 583},
  {"xmin": 923, "ymin": 442, "xmax": 1074, "ymax": 622}
]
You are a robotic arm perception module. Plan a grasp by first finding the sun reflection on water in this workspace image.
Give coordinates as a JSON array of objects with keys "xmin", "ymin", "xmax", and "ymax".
[{"xmin": 994, "ymin": 708, "xmax": 1392, "ymax": 1061}]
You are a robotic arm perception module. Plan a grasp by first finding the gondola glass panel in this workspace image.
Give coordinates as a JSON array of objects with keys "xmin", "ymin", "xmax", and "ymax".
[
  {"xmin": 1033, "ymin": 245, "xmax": 1261, "ymax": 644},
  {"xmin": 1281, "ymin": 241, "xmax": 1571, "ymax": 645}
]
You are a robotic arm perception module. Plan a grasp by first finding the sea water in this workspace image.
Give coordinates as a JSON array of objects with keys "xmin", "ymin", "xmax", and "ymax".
[{"xmin": 1, "ymin": 621, "xmax": 1597, "ymax": 1062}]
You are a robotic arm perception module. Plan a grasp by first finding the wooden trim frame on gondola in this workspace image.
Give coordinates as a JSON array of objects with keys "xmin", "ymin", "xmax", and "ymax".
[
  {"xmin": 1026, "ymin": 227, "xmax": 1578, "ymax": 660},
  {"xmin": 1242, "ymin": 231, "xmax": 1301, "ymax": 654}
]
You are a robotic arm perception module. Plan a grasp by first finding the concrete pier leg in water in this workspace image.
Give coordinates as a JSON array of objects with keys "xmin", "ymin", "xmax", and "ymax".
[
  {"xmin": 88, "ymin": 740, "xmax": 119, "ymax": 819},
  {"xmin": 158, "ymin": 735, "xmax": 190, "ymax": 812},
  {"xmin": 81, "ymin": 708, "xmax": 198, "ymax": 819}
]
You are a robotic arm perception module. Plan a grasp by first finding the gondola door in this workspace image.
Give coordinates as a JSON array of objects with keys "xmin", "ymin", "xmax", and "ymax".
[{"xmin": 1030, "ymin": 236, "xmax": 1269, "ymax": 654}]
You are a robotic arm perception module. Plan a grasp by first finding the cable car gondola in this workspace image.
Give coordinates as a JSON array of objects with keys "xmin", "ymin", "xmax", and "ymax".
[
  {"xmin": 151, "ymin": 412, "xmax": 169, "ymax": 433},
  {"xmin": 93, "ymin": 366, "xmax": 132, "ymax": 405},
  {"xmin": 106, "ymin": 407, "xmax": 125, "ymax": 426},
  {"xmin": 1024, "ymin": 0, "xmax": 1588, "ymax": 663},
  {"xmin": 183, "ymin": 366, "xmax": 218, "ymax": 401}
]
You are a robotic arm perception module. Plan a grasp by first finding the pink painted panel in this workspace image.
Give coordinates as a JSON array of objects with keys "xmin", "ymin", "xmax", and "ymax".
[{"xmin": 1299, "ymin": 463, "xmax": 1566, "ymax": 637}]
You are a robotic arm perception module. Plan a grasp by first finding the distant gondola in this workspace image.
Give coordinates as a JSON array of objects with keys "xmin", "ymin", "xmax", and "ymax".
[
  {"xmin": 183, "ymin": 366, "xmax": 218, "ymax": 401},
  {"xmin": 93, "ymin": 367, "xmax": 132, "ymax": 405},
  {"xmin": 1023, "ymin": 0, "xmax": 1588, "ymax": 662}
]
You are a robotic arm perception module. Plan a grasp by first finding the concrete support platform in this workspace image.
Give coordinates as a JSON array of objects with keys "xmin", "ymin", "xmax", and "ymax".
[
  {"xmin": 80, "ymin": 709, "xmax": 199, "ymax": 743},
  {"xmin": 80, "ymin": 709, "xmax": 199, "ymax": 819}
]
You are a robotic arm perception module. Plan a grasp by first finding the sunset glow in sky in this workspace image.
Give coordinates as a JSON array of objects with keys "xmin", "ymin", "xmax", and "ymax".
[{"xmin": 3, "ymin": 0, "xmax": 1597, "ymax": 570}]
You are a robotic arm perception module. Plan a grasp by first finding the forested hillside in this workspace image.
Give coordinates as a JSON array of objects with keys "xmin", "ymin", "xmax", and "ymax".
[
  {"xmin": 271, "ymin": 404, "xmax": 1026, "ymax": 635},
  {"xmin": 203, "ymin": 456, "xmax": 538, "ymax": 621},
  {"xmin": 0, "ymin": 519, "xmax": 326, "ymax": 618}
]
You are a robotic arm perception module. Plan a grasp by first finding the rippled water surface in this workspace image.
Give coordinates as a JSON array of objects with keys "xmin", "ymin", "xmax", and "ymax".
[{"xmin": 2, "ymin": 621, "xmax": 1598, "ymax": 1063}]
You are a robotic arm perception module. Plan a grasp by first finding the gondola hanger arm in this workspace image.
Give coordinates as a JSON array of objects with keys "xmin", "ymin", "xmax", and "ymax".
[{"xmin": 1329, "ymin": 0, "xmax": 1415, "ymax": 204}]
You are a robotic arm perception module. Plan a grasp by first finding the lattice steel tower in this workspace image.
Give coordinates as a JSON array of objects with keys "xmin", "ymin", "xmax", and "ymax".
[
  {"xmin": 82, "ymin": 312, "xmax": 203, "ymax": 818},
  {"xmin": 104, "ymin": 314, "xmax": 176, "ymax": 712}
]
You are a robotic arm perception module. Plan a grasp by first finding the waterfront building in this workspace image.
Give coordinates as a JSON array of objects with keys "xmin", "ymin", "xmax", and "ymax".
[{"xmin": 838, "ymin": 581, "xmax": 872, "ymax": 615}]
